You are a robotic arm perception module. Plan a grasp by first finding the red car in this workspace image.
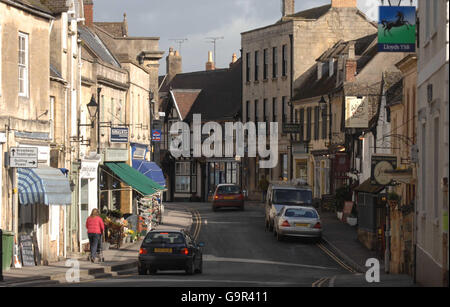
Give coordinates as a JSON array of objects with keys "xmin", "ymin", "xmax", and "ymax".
[{"xmin": 212, "ymin": 184, "xmax": 245, "ymax": 211}]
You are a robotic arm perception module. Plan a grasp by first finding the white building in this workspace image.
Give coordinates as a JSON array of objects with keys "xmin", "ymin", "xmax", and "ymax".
[{"xmin": 416, "ymin": 0, "xmax": 449, "ymax": 287}]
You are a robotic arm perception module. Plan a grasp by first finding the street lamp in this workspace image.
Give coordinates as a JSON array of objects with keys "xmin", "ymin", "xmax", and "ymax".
[{"xmin": 86, "ymin": 94, "xmax": 98, "ymax": 128}]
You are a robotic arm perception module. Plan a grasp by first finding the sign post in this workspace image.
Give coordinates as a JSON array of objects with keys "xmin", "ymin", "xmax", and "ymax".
[{"xmin": 9, "ymin": 147, "xmax": 38, "ymax": 168}]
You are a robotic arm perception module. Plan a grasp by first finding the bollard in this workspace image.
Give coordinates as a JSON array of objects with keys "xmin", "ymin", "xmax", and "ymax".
[{"xmin": 0, "ymin": 228, "xmax": 3, "ymax": 281}]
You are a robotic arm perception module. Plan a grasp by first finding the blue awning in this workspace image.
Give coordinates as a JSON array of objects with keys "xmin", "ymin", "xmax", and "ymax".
[
  {"xmin": 132, "ymin": 160, "xmax": 166, "ymax": 188},
  {"xmin": 18, "ymin": 166, "xmax": 72, "ymax": 205}
]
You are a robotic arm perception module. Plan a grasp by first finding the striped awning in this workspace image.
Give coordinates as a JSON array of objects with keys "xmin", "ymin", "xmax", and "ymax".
[{"xmin": 18, "ymin": 166, "xmax": 72, "ymax": 206}]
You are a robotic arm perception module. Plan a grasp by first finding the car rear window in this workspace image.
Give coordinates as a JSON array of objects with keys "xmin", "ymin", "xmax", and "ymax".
[
  {"xmin": 144, "ymin": 232, "xmax": 185, "ymax": 245},
  {"xmin": 284, "ymin": 208, "xmax": 318, "ymax": 218},
  {"xmin": 217, "ymin": 185, "xmax": 241, "ymax": 194},
  {"xmin": 273, "ymin": 189, "xmax": 312, "ymax": 204}
]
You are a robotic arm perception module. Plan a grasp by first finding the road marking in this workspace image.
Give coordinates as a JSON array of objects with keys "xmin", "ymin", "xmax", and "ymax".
[
  {"xmin": 203, "ymin": 254, "xmax": 338, "ymax": 271},
  {"xmin": 316, "ymin": 243, "xmax": 357, "ymax": 273}
]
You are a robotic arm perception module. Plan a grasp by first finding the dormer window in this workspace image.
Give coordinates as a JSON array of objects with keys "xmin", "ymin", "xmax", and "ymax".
[
  {"xmin": 329, "ymin": 59, "xmax": 335, "ymax": 77},
  {"xmin": 317, "ymin": 62, "xmax": 324, "ymax": 80}
]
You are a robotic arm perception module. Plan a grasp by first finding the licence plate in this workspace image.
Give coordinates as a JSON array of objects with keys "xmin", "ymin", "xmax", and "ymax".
[
  {"xmin": 295, "ymin": 223, "xmax": 310, "ymax": 228},
  {"xmin": 224, "ymin": 196, "xmax": 234, "ymax": 200},
  {"xmin": 154, "ymin": 248, "xmax": 172, "ymax": 253}
]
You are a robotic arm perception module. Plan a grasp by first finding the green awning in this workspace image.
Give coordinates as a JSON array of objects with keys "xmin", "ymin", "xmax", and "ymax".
[{"xmin": 105, "ymin": 162, "xmax": 165, "ymax": 196}]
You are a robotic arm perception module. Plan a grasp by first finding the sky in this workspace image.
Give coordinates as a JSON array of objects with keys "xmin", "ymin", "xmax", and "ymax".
[{"xmin": 93, "ymin": 0, "xmax": 416, "ymax": 75}]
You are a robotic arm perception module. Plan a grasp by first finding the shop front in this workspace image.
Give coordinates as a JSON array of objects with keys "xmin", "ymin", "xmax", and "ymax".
[
  {"xmin": 78, "ymin": 153, "xmax": 101, "ymax": 251},
  {"xmin": 206, "ymin": 159, "xmax": 241, "ymax": 201},
  {"xmin": 17, "ymin": 165, "xmax": 72, "ymax": 264}
]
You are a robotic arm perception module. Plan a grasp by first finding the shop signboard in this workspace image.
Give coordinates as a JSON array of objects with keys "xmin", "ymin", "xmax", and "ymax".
[
  {"xmin": 371, "ymin": 154, "xmax": 398, "ymax": 186},
  {"xmin": 104, "ymin": 148, "xmax": 128, "ymax": 162},
  {"xmin": 378, "ymin": 6, "xmax": 416, "ymax": 52},
  {"xmin": 110, "ymin": 127, "xmax": 129, "ymax": 143},
  {"xmin": 345, "ymin": 96, "xmax": 369, "ymax": 128},
  {"xmin": 282, "ymin": 123, "xmax": 303, "ymax": 134}
]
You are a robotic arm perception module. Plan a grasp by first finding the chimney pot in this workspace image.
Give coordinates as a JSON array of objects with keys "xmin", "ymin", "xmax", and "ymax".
[
  {"xmin": 282, "ymin": 0, "xmax": 295, "ymax": 17},
  {"xmin": 206, "ymin": 51, "xmax": 215, "ymax": 71},
  {"xmin": 331, "ymin": 0, "xmax": 357, "ymax": 8}
]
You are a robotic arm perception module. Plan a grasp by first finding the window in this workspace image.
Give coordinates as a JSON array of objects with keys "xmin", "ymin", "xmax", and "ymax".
[
  {"xmin": 176, "ymin": 162, "xmax": 191, "ymax": 193},
  {"xmin": 18, "ymin": 32, "xmax": 29, "ymax": 97},
  {"xmin": 50, "ymin": 96, "xmax": 55, "ymax": 141},
  {"xmin": 246, "ymin": 52, "xmax": 250, "ymax": 82},
  {"xmin": 272, "ymin": 47, "xmax": 278, "ymax": 78},
  {"xmin": 282, "ymin": 96, "xmax": 288, "ymax": 124},
  {"xmin": 246, "ymin": 101, "xmax": 250, "ymax": 122},
  {"xmin": 263, "ymin": 49, "xmax": 268, "ymax": 80},
  {"xmin": 434, "ymin": 117, "xmax": 439, "ymax": 218},
  {"xmin": 0, "ymin": 23, "xmax": 2, "ymax": 97},
  {"xmin": 299, "ymin": 108, "xmax": 305, "ymax": 141},
  {"xmin": 314, "ymin": 106, "xmax": 320, "ymax": 141},
  {"xmin": 254, "ymin": 50, "xmax": 259, "ymax": 81},
  {"xmin": 322, "ymin": 106, "xmax": 328, "ymax": 140},
  {"xmin": 282, "ymin": 44, "xmax": 288, "ymax": 77},
  {"xmin": 272, "ymin": 98, "xmax": 277, "ymax": 122},
  {"xmin": 306, "ymin": 107, "xmax": 312, "ymax": 141},
  {"xmin": 254, "ymin": 100, "xmax": 258, "ymax": 122},
  {"xmin": 421, "ymin": 123, "xmax": 426, "ymax": 211}
]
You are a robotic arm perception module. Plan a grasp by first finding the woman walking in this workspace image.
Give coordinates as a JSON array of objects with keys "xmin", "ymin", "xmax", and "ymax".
[{"xmin": 86, "ymin": 209, "xmax": 105, "ymax": 263}]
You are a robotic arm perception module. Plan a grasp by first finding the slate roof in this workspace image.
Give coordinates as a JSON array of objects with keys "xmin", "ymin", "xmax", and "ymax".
[
  {"xmin": 161, "ymin": 60, "xmax": 242, "ymax": 123},
  {"xmin": 286, "ymin": 4, "xmax": 331, "ymax": 20},
  {"xmin": 292, "ymin": 34, "xmax": 378, "ymax": 102},
  {"xmin": 95, "ymin": 22, "xmax": 128, "ymax": 37},
  {"xmin": 385, "ymin": 77, "xmax": 403, "ymax": 107},
  {"xmin": 78, "ymin": 25, "xmax": 121, "ymax": 68},
  {"xmin": 5, "ymin": 0, "xmax": 53, "ymax": 15}
]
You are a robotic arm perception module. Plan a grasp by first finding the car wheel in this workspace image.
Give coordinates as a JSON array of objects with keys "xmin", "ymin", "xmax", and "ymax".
[
  {"xmin": 186, "ymin": 259, "xmax": 195, "ymax": 275},
  {"xmin": 276, "ymin": 231, "xmax": 284, "ymax": 242},
  {"xmin": 269, "ymin": 221, "xmax": 274, "ymax": 232},
  {"xmin": 195, "ymin": 259, "xmax": 203, "ymax": 274},
  {"xmin": 148, "ymin": 267, "xmax": 157, "ymax": 275},
  {"xmin": 138, "ymin": 266, "xmax": 147, "ymax": 275}
]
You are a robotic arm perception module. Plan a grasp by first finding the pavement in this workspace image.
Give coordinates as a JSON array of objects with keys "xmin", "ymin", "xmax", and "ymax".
[
  {"xmin": 0, "ymin": 204, "xmax": 192, "ymax": 287},
  {"xmin": 319, "ymin": 211, "xmax": 416, "ymax": 287}
]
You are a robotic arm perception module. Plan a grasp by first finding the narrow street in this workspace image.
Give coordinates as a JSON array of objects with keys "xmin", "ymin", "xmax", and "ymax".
[{"xmin": 67, "ymin": 202, "xmax": 351, "ymax": 287}]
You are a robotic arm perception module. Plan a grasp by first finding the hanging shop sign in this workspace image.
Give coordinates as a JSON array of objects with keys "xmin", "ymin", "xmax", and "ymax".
[
  {"xmin": 110, "ymin": 127, "xmax": 129, "ymax": 143},
  {"xmin": 371, "ymin": 154, "xmax": 398, "ymax": 186},
  {"xmin": 345, "ymin": 96, "xmax": 369, "ymax": 128},
  {"xmin": 152, "ymin": 130, "xmax": 161, "ymax": 142},
  {"xmin": 378, "ymin": 6, "xmax": 416, "ymax": 52}
]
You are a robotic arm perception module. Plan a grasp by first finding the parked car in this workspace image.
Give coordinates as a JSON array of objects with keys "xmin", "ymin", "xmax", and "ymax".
[
  {"xmin": 265, "ymin": 183, "xmax": 313, "ymax": 231},
  {"xmin": 138, "ymin": 230, "xmax": 204, "ymax": 275},
  {"xmin": 212, "ymin": 184, "xmax": 245, "ymax": 211},
  {"xmin": 273, "ymin": 206, "xmax": 322, "ymax": 241}
]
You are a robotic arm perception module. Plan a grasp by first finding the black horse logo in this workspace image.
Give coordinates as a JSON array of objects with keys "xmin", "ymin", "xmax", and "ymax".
[{"xmin": 381, "ymin": 11, "xmax": 412, "ymax": 36}]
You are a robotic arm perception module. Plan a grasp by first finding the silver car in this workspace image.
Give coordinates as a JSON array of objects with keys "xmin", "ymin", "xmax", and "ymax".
[{"xmin": 273, "ymin": 206, "xmax": 322, "ymax": 241}]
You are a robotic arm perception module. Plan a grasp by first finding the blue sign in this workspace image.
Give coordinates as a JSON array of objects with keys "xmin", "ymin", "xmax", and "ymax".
[
  {"xmin": 110, "ymin": 127, "xmax": 129, "ymax": 143},
  {"xmin": 378, "ymin": 6, "xmax": 416, "ymax": 52},
  {"xmin": 152, "ymin": 130, "xmax": 161, "ymax": 142}
]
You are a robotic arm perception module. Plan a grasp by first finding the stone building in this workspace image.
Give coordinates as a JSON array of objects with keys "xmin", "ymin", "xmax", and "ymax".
[
  {"xmin": 1, "ymin": 0, "xmax": 74, "ymax": 264},
  {"xmin": 241, "ymin": 0, "xmax": 376, "ymax": 200},
  {"xmin": 415, "ymin": 0, "xmax": 449, "ymax": 287}
]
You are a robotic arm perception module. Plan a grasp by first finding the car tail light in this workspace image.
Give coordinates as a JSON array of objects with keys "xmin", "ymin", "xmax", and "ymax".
[
  {"xmin": 214, "ymin": 195, "xmax": 221, "ymax": 200},
  {"xmin": 237, "ymin": 194, "xmax": 244, "ymax": 200},
  {"xmin": 139, "ymin": 248, "xmax": 148, "ymax": 255},
  {"xmin": 314, "ymin": 222, "xmax": 322, "ymax": 229},
  {"xmin": 281, "ymin": 220, "xmax": 291, "ymax": 227},
  {"xmin": 181, "ymin": 248, "xmax": 189, "ymax": 255}
]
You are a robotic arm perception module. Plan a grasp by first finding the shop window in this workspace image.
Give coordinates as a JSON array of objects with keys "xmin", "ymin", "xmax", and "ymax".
[{"xmin": 176, "ymin": 161, "xmax": 191, "ymax": 193}]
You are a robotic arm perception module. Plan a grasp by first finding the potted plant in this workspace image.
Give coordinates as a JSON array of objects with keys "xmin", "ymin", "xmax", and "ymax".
[{"xmin": 347, "ymin": 205, "xmax": 358, "ymax": 226}]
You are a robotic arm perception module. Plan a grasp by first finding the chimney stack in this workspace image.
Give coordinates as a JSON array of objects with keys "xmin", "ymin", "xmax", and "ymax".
[
  {"xmin": 331, "ymin": 0, "xmax": 357, "ymax": 8},
  {"xmin": 282, "ymin": 0, "xmax": 295, "ymax": 17},
  {"xmin": 206, "ymin": 51, "xmax": 215, "ymax": 71},
  {"xmin": 229, "ymin": 53, "xmax": 237, "ymax": 67},
  {"xmin": 83, "ymin": 0, "xmax": 94, "ymax": 28},
  {"xmin": 345, "ymin": 41, "xmax": 357, "ymax": 82},
  {"xmin": 166, "ymin": 47, "xmax": 182, "ymax": 82}
]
